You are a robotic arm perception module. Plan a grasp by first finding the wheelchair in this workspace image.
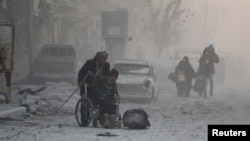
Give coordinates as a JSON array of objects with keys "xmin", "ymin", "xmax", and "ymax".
[{"xmin": 75, "ymin": 72, "xmax": 122, "ymax": 128}]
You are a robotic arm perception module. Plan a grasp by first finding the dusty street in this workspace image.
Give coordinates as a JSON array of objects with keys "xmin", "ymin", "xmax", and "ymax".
[{"xmin": 1, "ymin": 83, "xmax": 250, "ymax": 141}]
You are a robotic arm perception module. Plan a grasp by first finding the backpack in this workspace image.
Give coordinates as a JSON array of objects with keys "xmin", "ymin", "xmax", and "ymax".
[{"xmin": 122, "ymin": 108, "xmax": 150, "ymax": 129}]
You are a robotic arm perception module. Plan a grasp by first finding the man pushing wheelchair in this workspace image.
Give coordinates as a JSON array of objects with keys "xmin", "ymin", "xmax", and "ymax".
[{"xmin": 77, "ymin": 51, "xmax": 120, "ymax": 128}]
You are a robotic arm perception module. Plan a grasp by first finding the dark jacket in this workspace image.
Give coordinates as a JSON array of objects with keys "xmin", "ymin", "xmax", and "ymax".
[
  {"xmin": 197, "ymin": 53, "xmax": 219, "ymax": 75},
  {"xmin": 91, "ymin": 76, "xmax": 119, "ymax": 100},
  {"xmin": 77, "ymin": 58, "xmax": 110, "ymax": 96},
  {"xmin": 77, "ymin": 58, "xmax": 110, "ymax": 85},
  {"xmin": 175, "ymin": 60, "xmax": 196, "ymax": 86}
]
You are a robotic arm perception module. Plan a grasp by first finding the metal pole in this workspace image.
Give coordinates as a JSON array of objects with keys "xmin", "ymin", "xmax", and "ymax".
[
  {"xmin": 28, "ymin": 0, "xmax": 33, "ymax": 72},
  {"xmin": 55, "ymin": 86, "xmax": 80, "ymax": 114},
  {"xmin": 55, "ymin": 71, "xmax": 91, "ymax": 113}
]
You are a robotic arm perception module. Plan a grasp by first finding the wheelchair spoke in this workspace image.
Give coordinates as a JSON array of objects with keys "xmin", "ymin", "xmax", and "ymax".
[{"xmin": 75, "ymin": 97, "xmax": 93, "ymax": 127}]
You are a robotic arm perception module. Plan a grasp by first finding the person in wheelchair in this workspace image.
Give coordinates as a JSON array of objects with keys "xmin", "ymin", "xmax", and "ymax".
[{"xmin": 91, "ymin": 68, "xmax": 120, "ymax": 128}]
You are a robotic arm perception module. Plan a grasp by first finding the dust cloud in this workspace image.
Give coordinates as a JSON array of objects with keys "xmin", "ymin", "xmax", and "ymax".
[
  {"xmin": 180, "ymin": 0, "xmax": 250, "ymax": 90},
  {"xmin": 8, "ymin": 0, "xmax": 250, "ymax": 90}
]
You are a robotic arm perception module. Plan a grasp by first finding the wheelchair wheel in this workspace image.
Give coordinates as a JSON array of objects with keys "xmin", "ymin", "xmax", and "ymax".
[{"xmin": 75, "ymin": 97, "xmax": 93, "ymax": 127}]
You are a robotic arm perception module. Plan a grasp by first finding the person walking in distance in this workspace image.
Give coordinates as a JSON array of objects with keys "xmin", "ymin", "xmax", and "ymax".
[
  {"xmin": 174, "ymin": 56, "xmax": 196, "ymax": 97},
  {"xmin": 197, "ymin": 44, "xmax": 219, "ymax": 97}
]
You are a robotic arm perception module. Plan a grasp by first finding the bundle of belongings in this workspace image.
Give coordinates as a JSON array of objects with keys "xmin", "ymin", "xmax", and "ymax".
[
  {"xmin": 122, "ymin": 108, "xmax": 150, "ymax": 129},
  {"xmin": 193, "ymin": 76, "xmax": 203, "ymax": 92}
]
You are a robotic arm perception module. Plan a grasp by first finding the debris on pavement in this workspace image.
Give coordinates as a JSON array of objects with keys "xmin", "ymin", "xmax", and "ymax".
[
  {"xmin": 97, "ymin": 132, "xmax": 119, "ymax": 137},
  {"xmin": 17, "ymin": 86, "xmax": 47, "ymax": 95}
]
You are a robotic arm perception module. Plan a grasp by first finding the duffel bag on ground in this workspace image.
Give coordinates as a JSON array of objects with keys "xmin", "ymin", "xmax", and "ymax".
[{"xmin": 122, "ymin": 108, "xmax": 150, "ymax": 129}]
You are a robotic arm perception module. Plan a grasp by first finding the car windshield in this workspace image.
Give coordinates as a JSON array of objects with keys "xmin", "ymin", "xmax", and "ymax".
[{"xmin": 114, "ymin": 64, "xmax": 150, "ymax": 75}]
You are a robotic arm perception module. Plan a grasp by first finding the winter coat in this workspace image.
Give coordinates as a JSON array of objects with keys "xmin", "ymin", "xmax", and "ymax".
[
  {"xmin": 77, "ymin": 58, "xmax": 110, "ymax": 96},
  {"xmin": 197, "ymin": 53, "xmax": 219, "ymax": 75},
  {"xmin": 175, "ymin": 60, "xmax": 196, "ymax": 88},
  {"xmin": 77, "ymin": 58, "xmax": 110, "ymax": 85}
]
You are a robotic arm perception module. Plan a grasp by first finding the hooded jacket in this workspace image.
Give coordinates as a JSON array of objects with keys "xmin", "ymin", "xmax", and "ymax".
[{"xmin": 197, "ymin": 53, "xmax": 219, "ymax": 75}]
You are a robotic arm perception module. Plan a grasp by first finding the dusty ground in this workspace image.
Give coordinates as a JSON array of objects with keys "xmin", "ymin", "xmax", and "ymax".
[{"xmin": 0, "ymin": 82, "xmax": 250, "ymax": 141}]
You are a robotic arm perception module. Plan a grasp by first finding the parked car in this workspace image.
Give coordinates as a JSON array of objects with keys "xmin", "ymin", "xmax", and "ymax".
[
  {"xmin": 23, "ymin": 44, "xmax": 78, "ymax": 85},
  {"xmin": 113, "ymin": 59, "xmax": 159, "ymax": 101}
]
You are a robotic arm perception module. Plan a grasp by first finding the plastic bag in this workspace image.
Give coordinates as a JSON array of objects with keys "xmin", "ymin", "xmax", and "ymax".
[
  {"xmin": 193, "ymin": 77, "xmax": 203, "ymax": 92},
  {"xmin": 168, "ymin": 72, "xmax": 177, "ymax": 83}
]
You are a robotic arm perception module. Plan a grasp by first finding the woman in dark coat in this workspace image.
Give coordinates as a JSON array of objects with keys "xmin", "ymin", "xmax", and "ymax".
[{"xmin": 175, "ymin": 56, "xmax": 196, "ymax": 97}]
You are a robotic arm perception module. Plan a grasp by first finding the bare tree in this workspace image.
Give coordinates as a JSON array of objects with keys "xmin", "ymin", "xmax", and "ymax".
[
  {"xmin": 144, "ymin": 0, "xmax": 193, "ymax": 58},
  {"xmin": 204, "ymin": 1, "xmax": 227, "ymax": 44}
]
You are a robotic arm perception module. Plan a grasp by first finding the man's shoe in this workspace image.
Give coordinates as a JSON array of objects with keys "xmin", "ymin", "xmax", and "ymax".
[
  {"xmin": 103, "ymin": 113, "xmax": 110, "ymax": 128},
  {"xmin": 109, "ymin": 114, "xmax": 116, "ymax": 128}
]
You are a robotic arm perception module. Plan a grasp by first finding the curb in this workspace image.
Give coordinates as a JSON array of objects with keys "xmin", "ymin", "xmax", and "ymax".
[{"xmin": 0, "ymin": 106, "xmax": 27, "ymax": 118}]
